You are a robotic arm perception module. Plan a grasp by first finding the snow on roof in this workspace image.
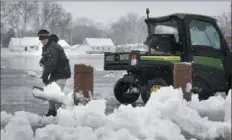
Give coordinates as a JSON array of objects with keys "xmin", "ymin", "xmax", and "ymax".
[
  {"xmin": 70, "ymin": 44, "xmax": 81, "ymax": 48},
  {"xmin": 9, "ymin": 37, "xmax": 70, "ymax": 48},
  {"xmin": 65, "ymin": 45, "xmax": 92, "ymax": 55},
  {"xmin": 58, "ymin": 40, "xmax": 70, "ymax": 48},
  {"xmin": 9, "ymin": 37, "xmax": 42, "ymax": 47},
  {"xmin": 84, "ymin": 38, "xmax": 115, "ymax": 47}
]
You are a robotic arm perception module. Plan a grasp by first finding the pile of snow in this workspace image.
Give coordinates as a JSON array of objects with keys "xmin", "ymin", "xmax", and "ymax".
[
  {"xmin": 103, "ymin": 72, "xmax": 115, "ymax": 78},
  {"xmin": 224, "ymin": 89, "xmax": 231, "ymax": 122},
  {"xmin": 27, "ymin": 70, "xmax": 37, "ymax": 77},
  {"xmin": 1, "ymin": 86, "xmax": 231, "ymax": 140},
  {"xmin": 1, "ymin": 111, "xmax": 56, "ymax": 127},
  {"xmin": 187, "ymin": 94, "xmax": 226, "ymax": 121},
  {"xmin": 70, "ymin": 44, "xmax": 81, "ymax": 48}
]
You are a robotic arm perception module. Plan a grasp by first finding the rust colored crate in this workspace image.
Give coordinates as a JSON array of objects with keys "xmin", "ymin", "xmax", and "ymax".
[
  {"xmin": 173, "ymin": 63, "xmax": 192, "ymax": 101},
  {"xmin": 74, "ymin": 64, "xmax": 94, "ymax": 73},
  {"xmin": 73, "ymin": 64, "xmax": 93, "ymax": 104}
]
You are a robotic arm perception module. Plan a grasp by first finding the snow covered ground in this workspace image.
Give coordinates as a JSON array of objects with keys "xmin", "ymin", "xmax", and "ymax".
[
  {"xmin": 1, "ymin": 51, "xmax": 231, "ymax": 140},
  {"xmin": 1, "ymin": 87, "xmax": 231, "ymax": 140}
]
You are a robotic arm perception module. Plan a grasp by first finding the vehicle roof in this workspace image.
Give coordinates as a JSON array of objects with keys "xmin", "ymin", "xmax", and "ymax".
[{"xmin": 147, "ymin": 13, "xmax": 217, "ymax": 21}]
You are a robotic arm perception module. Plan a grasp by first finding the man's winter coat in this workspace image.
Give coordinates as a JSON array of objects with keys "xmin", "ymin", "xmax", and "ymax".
[{"xmin": 40, "ymin": 34, "xmax": 71, "ymax": 84}]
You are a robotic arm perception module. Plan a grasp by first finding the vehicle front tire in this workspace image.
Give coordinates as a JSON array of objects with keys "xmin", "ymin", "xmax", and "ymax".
[
  {"xmin": 114, "ymin": 78, "xmax": 140, "ymax": 104},
  {"xmin": 141, "ymin": 78, "xmax": 168, "ymax": 104}
]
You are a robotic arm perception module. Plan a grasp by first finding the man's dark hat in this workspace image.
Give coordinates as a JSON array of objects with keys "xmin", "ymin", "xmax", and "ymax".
[{"xmin": 37, "ymin": 29, "xmax": 50, "ymax": 40}]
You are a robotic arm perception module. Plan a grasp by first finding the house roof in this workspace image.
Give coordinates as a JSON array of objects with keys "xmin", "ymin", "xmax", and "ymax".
[
  {"xmin": 58, "ymin": 40, "xmax": 70, "ymax": 47},
  {"xmin": 9, "ymin": 37, "xmax": 42, "ymax": 47},
  {"xmin": 84, "ymin": 38, "xmax": 115, "ymax": 47},
  {"xmin": 9, "ymin": 37, "xmax": 70, "ymax": 48}
]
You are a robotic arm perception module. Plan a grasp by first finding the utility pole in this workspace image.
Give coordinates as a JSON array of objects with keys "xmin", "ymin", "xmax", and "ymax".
[{"xmin": 70, "ymin": 20, "xmax": 73, "ymax": 46}]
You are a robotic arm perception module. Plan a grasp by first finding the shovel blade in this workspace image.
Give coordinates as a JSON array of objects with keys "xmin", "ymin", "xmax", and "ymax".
[{"xmin": 32, "ymin": 86, "xmax": 65, "ymax": 105}]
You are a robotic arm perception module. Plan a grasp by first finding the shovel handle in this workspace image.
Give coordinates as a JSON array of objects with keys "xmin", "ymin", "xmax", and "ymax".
[{"xmin": 33, "ymin": 86, "xmax": 44, "ymax": 91}]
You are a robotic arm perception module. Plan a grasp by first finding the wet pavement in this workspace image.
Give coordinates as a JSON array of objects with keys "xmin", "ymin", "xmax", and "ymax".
[{"xmin": 1, "ymin": 55, "xmax": 126, "ymax": 116}]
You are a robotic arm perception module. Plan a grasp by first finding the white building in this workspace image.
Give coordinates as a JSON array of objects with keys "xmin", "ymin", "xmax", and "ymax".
[
  {"xmin": 82, "ymin": 38, "xmax": 116, "ymax": 54},
  {"xmin": 8, "ymin": 37, "xmax": 42, "ymax": 51},
  {"xmin": 8, "ymin": 37, "xmax": 70, "ymax": 51}
]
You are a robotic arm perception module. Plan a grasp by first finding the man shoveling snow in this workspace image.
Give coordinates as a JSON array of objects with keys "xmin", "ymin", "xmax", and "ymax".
[{"xmin": 37, "ymin": 29, "xmax": 71, "ymax": 117}]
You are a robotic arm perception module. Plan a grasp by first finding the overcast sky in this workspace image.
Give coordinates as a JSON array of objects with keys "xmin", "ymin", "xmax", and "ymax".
[{"xmin": 58, "ymin": 1, "xmax": 231, "ymax": 25}]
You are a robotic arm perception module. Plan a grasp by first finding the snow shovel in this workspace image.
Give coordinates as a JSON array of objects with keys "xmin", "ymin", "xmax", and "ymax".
[{"xmin": 32, "ymin": 85, "xmax": 67, "ymax": 105}]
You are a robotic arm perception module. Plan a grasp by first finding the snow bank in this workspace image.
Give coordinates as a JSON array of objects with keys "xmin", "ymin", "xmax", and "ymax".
[
  {"xmin": 187, "ymin": 94, "xmax": 226, "ymax": 121},
  {"xmin": 1, "ymin": 117, "xmax": 34, "ymax": 140},
  {"xmin": 147, "ymin": 87, "xmax": 230, "ymax": 139},
  {"xmin": 1, "ymin": 86, "xmax": 231, "ymax": 140},
  {"xmin": 224, "ymin": 90, "xmax": 231, "ymax": 122},
  {"xmin": 1, "ymin": 111, "xmax": 13, "ymax": 126},
  {"xmin": 103, "ymin": 73, "xmax": 115, "ymax": 78},
  {"xmin": 1, "ymin": 111, "xmax": 56, "ymax": 127}
]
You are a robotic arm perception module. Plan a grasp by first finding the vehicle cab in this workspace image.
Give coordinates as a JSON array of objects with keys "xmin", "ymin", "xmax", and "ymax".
[{"xmin": 145, "ymin": 9, "xmax": 232, "ymax": 96}]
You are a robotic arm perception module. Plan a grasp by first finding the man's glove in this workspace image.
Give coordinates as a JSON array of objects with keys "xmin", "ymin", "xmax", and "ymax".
[
  {"xmin": 42, "ymin": 78, "xmax": 49, "ymax": 86},
  {"xmin": 41, "ymin": 74, "xmax": 49, "ymax": 86},
  {"xmin": 39, "ymin": 59, "xmax": 45, "ymax": 68}
]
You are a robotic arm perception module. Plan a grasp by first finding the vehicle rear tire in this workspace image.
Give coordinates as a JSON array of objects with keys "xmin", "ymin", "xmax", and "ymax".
[
  {"xmin": 114, "ymin": 78, "xmax": 140, "ymax": 104},
  {"xmin": 141, "ymin": 78, "xmax": 168, "ymax": 104}
]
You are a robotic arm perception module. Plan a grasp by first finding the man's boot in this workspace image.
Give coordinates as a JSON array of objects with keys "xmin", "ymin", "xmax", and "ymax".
[{"xmin": 45, "ymin": 109, "xmax": 57, "ymax": 117}]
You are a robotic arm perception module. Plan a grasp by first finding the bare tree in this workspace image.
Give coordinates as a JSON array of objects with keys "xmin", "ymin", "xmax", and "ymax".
[
  {"xmin": 70, "ymin": 18, "xmax": 103, "ymax": 44},
  {"xmin": 29, "ymin": 1, "xmax": 63, "ymax": 32},
  {"xmin": 75, "ymin": 17, "xmax": 97, "ymax": 27},
  {"xmin": 110, "ymin": 13, "xmax": 147, "ymax": 45},
  {"xmin": 17, "ymin": 2, "xmax": 34, "ymax": 37},
  {"xmin": 37, "ymin": 1, "xmax": 62, "ymax": 31},
  {"xmin": 216, "ymin": 12, "xmax": 231, "ymax": 36},
  {"xmin": 2, "ymin": 2, "xmax": 34, "ymax": 37},
  {"xmin": 29, "ymin": 1, "xmax": 73, "ymax": 41},
  {"xmin": 30, "ymin": 1, "xmax": 41, "ymax": 31},
  {"xmin": 1, "ymin": 1, "xmax": 8, "ymax": 22},
  {"xmin": 56, "ymin": 11, "xmax": 72, "ymax": 39}
]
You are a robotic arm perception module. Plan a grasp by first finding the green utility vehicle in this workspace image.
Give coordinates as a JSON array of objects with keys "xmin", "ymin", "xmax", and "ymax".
[{"xmin": 104, "ymin": 9, "xmax": 232, "ymax": 104}]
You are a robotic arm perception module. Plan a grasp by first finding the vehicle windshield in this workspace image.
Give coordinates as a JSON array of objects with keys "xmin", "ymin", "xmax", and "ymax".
[{"xmin": 147, "ymin": 19, "xmax": 180, "ymax": 55}]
